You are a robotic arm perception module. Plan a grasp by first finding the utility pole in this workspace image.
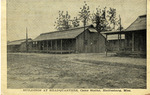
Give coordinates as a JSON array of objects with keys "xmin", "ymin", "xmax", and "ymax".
[
  {"xmin": 83, "ymin": 16, "xmax": 86, "ymax": 53},
  {"xmin": 119, "ymin": 15, "xmax": 122, "ymax": 31},
  {"xmin": 26, "ymin": 27, "xmax": 28, "ymax": 52},
  {"xmin": 119, "ymin": 15, "xmax": 122, "ymax": 51}
]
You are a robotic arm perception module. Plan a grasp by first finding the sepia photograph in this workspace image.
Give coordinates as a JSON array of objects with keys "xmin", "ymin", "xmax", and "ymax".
[{"xmin": 3, "ymin": 0, "xmax": 149, "ymax": 93}]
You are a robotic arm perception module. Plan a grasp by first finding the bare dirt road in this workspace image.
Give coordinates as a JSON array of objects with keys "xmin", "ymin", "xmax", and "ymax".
[{"xmin": 7, "ymin": 53, "xmax": 146, "ymax": 89}]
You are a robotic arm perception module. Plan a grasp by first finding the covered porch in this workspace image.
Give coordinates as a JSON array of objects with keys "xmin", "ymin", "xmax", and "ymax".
[
  {"xmin": 31, "ymin": 39, "xmax": 76, "ymax": 54},
  {"xmin": 102, "ymin": 30, "xmax": 146, "ymax": 57}
]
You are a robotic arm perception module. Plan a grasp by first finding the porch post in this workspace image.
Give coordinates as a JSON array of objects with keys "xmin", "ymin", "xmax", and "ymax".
[
  {"xmin": 36, "ymin": 41, "xmax": 37, "ymax": 51},
  {"xmin": 120, "ymin": 34, "xmax": 122, "ymax": 50},
  {"xmin": 118, "ymin": 34, "xmax": 120, "ymax": 51},
  {"xmin": 51, "ymin": 40, "xmax": 52, "ymax": 50},
  {"xmin": 132, "ymin": 32, "xmax": 135, "ymax": 51},
  {"xmin": 47, "ymin": 40, "xmax": 48, "ymax": 53},
  {"xmin": 55, "ymin": 40, "xmax": 57, "ymax": 50},
  {"xmin": 43, "ymin": 41, "xmax": 44, "ymax": 52},
  {"xmin": 124, "ymin": 34, "xmax": 127, "ymax": 51},
  {"xmin": 61, "ymin": 39, "xmax": 62, "ymax": 54},
  {"xmin": 105, "ymin": 34, "xmax": 107, "ymax": 56},
  {"xmin": 39, "ymin": 41, "xmax": 41, "ymax": 52}
]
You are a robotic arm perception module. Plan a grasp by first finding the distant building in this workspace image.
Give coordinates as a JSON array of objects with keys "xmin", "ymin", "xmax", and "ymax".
[
  {"xmin": 107, "ymin": 35, "xmax": 125, "ymax": 52},
  {"xmin": 7, "ymin": 38, "xmax": 32, "ymax": 52},
  {"xmin": 33, "ymin": 26, "xmax": 106, "ymax": 53}
]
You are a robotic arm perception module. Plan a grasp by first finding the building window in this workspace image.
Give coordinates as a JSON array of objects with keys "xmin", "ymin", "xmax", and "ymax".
[{"xmin": 33, "ymin": 41, "xmax": 37, "ymax": 45}]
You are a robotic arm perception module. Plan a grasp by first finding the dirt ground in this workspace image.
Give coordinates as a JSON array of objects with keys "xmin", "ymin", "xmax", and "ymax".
[{"xmin": 7, "ymin": 53, "xmax": 146, "ymax": 89}]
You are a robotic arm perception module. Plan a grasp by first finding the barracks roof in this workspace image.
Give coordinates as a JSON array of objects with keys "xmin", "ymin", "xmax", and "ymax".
[
  {"xmin": 33, "ymin": 26, "xmax": 97, "ymax": 41},
  {"xmin": 125, "ymin": 15, "xmax": 146, "ymax": 31},
  {"xmin": 101, "ymin": 15, "xmax": 146, "ymax": 35},
  {"xmin": 7, "ymin": 38, "xmax": 32, "ymax": 46}
]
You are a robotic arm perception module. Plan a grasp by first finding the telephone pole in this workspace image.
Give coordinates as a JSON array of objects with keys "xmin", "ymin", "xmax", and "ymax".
[
  {"xmin": 26, "ymin": 27, "xmax": 28, "ymax": 52},
  {"xmin": 119, "ymin": 15, "xmax": 122, "ymax": 51}
]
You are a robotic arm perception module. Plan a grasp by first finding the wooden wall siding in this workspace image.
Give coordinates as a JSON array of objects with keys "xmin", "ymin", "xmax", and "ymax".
[
  {"xmin": 7, "ymin": 45, "xmax": 20, "ymax": 52},
  {"xmin": 7, "ymin": 46, "xmax": 11, "ymax": 51},
  {"xmin": 62, "ymin": 39, "xmax": 76, "ymax": 50},
  {"xmin": 7, "ymin": 46, "xmax": 11, "ymax": 52},
  {"xmin": 134, "ymin": 31, "xmax": 146, "ymax": 51},
  {"xmin": 125, "ymin": 30, "xmax": 146, "ymax": 52},
  {"xmin": 20, "ymin": 43, "xmax": 26, "ymax": 51},
  {"xmin": 97, "ymin": 32, "xmax": 106, "ymax": 53},
  {"xmin": 76, "ymin": 32, "xmax": 84, "ymax": 53},
  {"xmin": 125, "ymin": 32, "xmax": 132, "ymax": 51},
  {"xmin": 76, "ymin": 30, "xmax": 106, "ymax": 53},
  {"xmin": 108, "ymin": 40, "xmax": 125, "ymax": 51},
  {"xmin": 20, "ymin": 42, "xmax": 33, "ymax": 52},
  {"xmin": 14, "ymin": 45, "xmax": 20, "ymax": 52}
]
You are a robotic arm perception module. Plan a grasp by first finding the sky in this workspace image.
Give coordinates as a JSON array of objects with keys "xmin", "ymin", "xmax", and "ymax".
[{"xmin": 7, "ymin": 0, "xmax": 146, "ymax": 41}]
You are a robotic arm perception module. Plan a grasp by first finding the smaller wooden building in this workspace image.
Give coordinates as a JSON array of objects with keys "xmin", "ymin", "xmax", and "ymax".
[
  {"xmin": 124, "ymin": 15, "xmax": 146, "ymax": 53},
  {"xmin": 102, "ymin": 15, "xmax": 146, "ymax": 56},
  {"xmin": 33, "ymin": 26, "xmax": 106, "ymax": 53},
  {"xmin": 7, "ymin": 38, "xmax": 32, "ymax": 52}
]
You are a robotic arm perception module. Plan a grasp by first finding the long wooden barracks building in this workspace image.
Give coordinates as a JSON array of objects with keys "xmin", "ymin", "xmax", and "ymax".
[
  {"xmin": 32, "ymin": 26, "xmax": 106, "ymax": 53},
  {"xmin": 7, "ymin": 15, "xmax": 146, "ymax": 56}
]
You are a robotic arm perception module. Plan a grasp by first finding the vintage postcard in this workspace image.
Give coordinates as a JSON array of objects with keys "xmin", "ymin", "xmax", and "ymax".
[{"xmin": 1, "ymin": 0, "xmax": 150, "ymax": 95}]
